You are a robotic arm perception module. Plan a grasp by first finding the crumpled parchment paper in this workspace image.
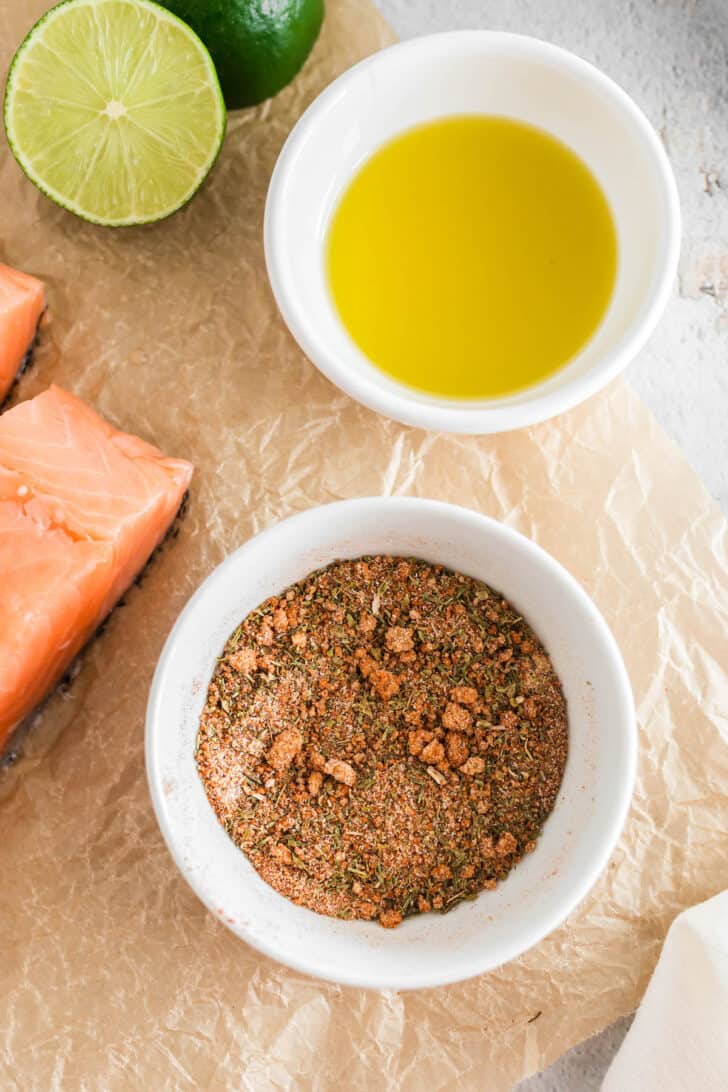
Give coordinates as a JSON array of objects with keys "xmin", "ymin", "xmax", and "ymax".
[{"xmin": 1, "ymin": 1, "xmax": 727, "ymax": 1089}]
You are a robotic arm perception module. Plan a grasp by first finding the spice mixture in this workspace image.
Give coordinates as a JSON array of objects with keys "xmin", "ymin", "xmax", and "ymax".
[{"xmin": 196, "ymin": 557, "xmax": 568, "ymax": 928}]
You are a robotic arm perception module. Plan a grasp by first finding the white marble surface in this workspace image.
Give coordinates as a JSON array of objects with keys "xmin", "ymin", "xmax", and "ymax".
[{"xmin": 373, "ymin": 1, "xmax": 728, "ymax": 1087}]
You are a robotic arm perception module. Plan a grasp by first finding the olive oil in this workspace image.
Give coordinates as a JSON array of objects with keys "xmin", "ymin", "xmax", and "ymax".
[{"xmin": 326, "ymin": 116, "xmax": 617, "ymax": 400}]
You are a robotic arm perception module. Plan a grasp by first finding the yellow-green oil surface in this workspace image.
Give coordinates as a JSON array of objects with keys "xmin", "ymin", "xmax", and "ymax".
[{"xmin": 326, "ymin": 116, "xmax": 618, "ymax": 399}]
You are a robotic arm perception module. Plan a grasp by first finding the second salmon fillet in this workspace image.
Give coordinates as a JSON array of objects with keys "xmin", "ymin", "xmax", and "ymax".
[
  {"xmin": 0, "ymin": 262, "xmax": 45, "ymax": 403},
  {"xmin": 0, "ymin": 386, "xmax": 193, "ymax": 750}
]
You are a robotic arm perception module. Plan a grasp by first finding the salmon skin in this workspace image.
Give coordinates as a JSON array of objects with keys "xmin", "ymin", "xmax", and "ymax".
[
  {"xmin": 0, "ymin": 386, "xmax": 193, "ymax": 751},
  {"xmin": 0, "ymin": 262, "xmax": 45, "ymax": 404}
]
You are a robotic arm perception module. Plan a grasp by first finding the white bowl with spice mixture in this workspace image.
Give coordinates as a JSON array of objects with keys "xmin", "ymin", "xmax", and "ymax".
[
  {"xmin": 146, "ymin": 498, "xmax": 636, "ymax": 990},
  {"xmin": 264, "ymin": 30, "xmax": 680, "ymax": 434}
]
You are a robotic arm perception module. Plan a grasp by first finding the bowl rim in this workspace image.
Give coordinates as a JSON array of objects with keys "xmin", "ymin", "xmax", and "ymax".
[
  {"xmin": 146, "ymin": 497, "xmax": 637, "ymax": 989},
  {"xmin": 264, "ymin": 29, "xmax": 681, "ymax": 435}
]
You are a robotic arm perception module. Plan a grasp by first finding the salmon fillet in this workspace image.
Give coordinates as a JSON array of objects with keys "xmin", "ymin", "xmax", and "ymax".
[
  {"xmin": 0, "ymin": 262, "xmax": 45, "ymax": 403},
  {"xmin": 0, "ymin": 386, "xmax": 193, "ymax": 750}
]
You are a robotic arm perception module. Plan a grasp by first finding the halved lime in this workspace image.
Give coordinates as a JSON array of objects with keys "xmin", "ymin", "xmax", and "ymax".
[{"xmin": 3, "ymin": 0, "xmax": 226, "ymax": 226}]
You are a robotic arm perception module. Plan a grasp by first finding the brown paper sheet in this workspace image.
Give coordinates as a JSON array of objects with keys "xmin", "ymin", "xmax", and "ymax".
[{"xmin": 1, "ymin": 1, "xmax": 727, "ymax": 1088}]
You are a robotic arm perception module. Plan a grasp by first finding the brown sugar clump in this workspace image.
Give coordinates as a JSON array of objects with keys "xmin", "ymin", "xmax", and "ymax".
[
  {"xmin": 461, "ymin": 755, "xmax": 485, "ymax": 777},
  {"xmin": 379, "ymin": 909, "xmax": 403, "ymax": 929},
  {"xmin": 229, "ymin": 648, "xmax": 257, "ymax": 674},
  {"xmin": 196, "ymin": 555, "xmax": 568, "ymax": 929},
  {"xmin": 308, "ymin": 771, "xmax": 323, "ymax": 796},
  {"xmin": 273, "ymin": 607, "xmax": 289, "ymax": 633},
  {"xmin": 442, "ymin": 702, "xmax": 473, "ymax": 733},
  {"xmin": 408, "ymin": 729, "xmax": 433, "ymax": 756},
  {"xmin": 445, "ymin": 731, "xmax": 469, "ymax": 768},
  {"xmin": 385, "ymin": 626, "xmax": 415, "ymax": 653},
  {"xmin": 420, "ymin": 739, "xmax": 445, "ymax": 765},
  {"xmin": 355, "ymin": 650, "xmax": 376, "ymax": 678},
  {"xmin": 451, "ymin": 686, "xmax": 478, "ymax": 706},
  {"xmin": 271, "ymin": 843, "xmax": 293, "ymax": 865},
  {"xmin": 370, "ymin": 668, "xmax": 400, "ymax": 700},
  {"xmin": 308, "ymin": 749, "xmax": 326, "ymax": 771},
  {"xmin": 324, "ymin": 758, "xmax": 356, "ymax": 787},
  {"xmin": 499, "ymin": 711, "xmax": 519, "ymax": 731},
  {"xmin": 496, "ymin": 832, "xmax": 518, "ymax": 857},
  {"xmin": 266, "ymin": 728, "xmax": 302, "ymax": 772}
]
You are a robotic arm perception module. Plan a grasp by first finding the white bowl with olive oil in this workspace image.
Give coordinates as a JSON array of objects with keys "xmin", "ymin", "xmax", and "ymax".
[{"xmin": 264, "ymin": 31, "xmax": 680, "ymax": 434}]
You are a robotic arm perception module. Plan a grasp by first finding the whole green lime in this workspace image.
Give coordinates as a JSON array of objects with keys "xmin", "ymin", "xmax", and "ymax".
[{"xmin": 161, "ymin": 0, "xmax": 324, "ymax": 110}]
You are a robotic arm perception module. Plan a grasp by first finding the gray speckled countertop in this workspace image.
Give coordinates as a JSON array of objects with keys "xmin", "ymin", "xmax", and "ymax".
[{"xmin": 374, "ymin": 1, "xmax": 728, "ymax": 1086}]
